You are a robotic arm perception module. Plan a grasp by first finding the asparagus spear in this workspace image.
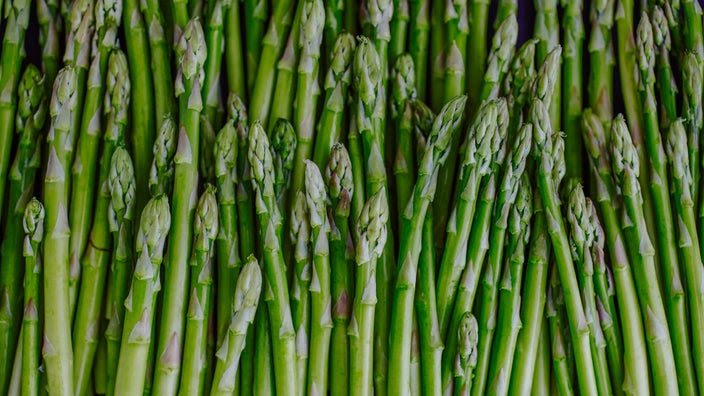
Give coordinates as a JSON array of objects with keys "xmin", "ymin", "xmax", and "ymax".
[
  {"xmin": 651, "ymin": 7, "xmax": 677, "ymax": 131},
  {"xmin": 42, "ymin": 66, "xmax": 80, "ymax": 396},
  {"xmin": 546, "ymin": 268, "xmax": 574, "ymax": 396},
  {"xmin": 272, "ymin": 119, "xmax": 298, "ymax": 262},
  {"xmin": 113, "ymin": 195, "xmax": 171, "ymax": 396},
  {"xmin": 471, "ymin": 123, "xmax": 533, "ymax": 396},
  {"xmin": 149, "ymin": 116, "xmax": 177, "ymax": 197},
  {"xmin": 210, "ymin": 257, "xmax": 262, "ymax": 395},
  {"xmin": 326, "ymin": 144, "xmax": 355, "ymax": 396},
  {"xmin": 486, "ymin": 176, "xmax": 533, "ymax": 396},
  {"xmin": 172, "ymin": 0, "xmax": 188, "ymax": 28},
  {"xmin": 504, "ymin": 39, "xmax": 538, "ymax": 135},
  {"xmin": 21, "ymin": 199, "xmax": 44, "ymax": 396},
  {"xmin": 581, "ymin": 109, "xmax": 649, "ymax": 395},
  {"xmin": 391, "ymin": 53, "xmax": 417, "ymax": 222},
  {"xmin": 199, "ymin": 115, "xmax": 217, "ymax": 183},
  {"xmin": 153, "ymin": 18, "xmax": 207, "ymax": 396},
  {"xmin": 347, "ymin": 104, "xmax": 366, "ymax": 222},
  {"xmin": 480, "ymin": 15, "xmax": 519, "ymax": 104},
  {"xmin": 561, "ymin": 0, "xmax": 584, "ymax": 178},
  {"xmin": 454, "ymin": 312, "xmax": 479, "ymax": 395},
  {"xmin": 244, "ymin": 0, "xmax": 269, "ymax": 94},
  {"xmin": 443, "ymin": 0, "xmax": 468, "ymax": 104},
  {"xmin": 312, "ymin": 32, "xmax": 356, "ymax": 169},
  {"xmin": 72, "ymin": 50, "xmax": 130, "ymax": 396},
  {"xmin": 466, "ymin": 0, "xmax": 490, "ymax": 113},
  {"xmin": 534, "ymin": 0, "xmax": 561, "ymax": 130},
  {"xmin": 682, "ymin": 0, "xmax": 704, "ymax": 69},
  {"xmin": 248, "ymin": 121, "xmax": 298, "ymax": 395},
  {"xmin": 290, "ymin": 191, "xmax": 311, "ymax": 395},
  {"xmin": 389, "ymin": 0, "xmax": 408, "ymax": 65},
  {"xmin": 506, "ymin": 196, "xmax": 550, "ymax": 396},
  {"xmin": 387, "ymin": 96, "xmax": 467, "ymax": 395},
  {"xmin": 36, "ymin": 0, "xmax": 61, "ymax": 85},
  {"xmin": 324, "ymin": 0, "xmax": 345, "ymax": 62},
  {"xmin": 0, "ymin": 66, "xmax": 46, "ymax": 396},
  {"xmin": 532, "ymin": 320, "xmax": 551, "ymax": 395},
  {"xmin": 365, "ymin": 0, "xmax": 393, "ymax": 86},
  {"xmin": 178, "ymin": 186, "xmax": 219, "ymax": 395},
  {"xmin": 587, "ymin": 0, "xmax": 615, "ymax": 124},
  {"xmin": 665, "ymin": 119, "xmax": 704, "ymax": 395},
  {"xmin": 349, "ymin": 189, "xmax": 388, "ymax": 396},
  {"xmin": 531, "ymin": 99, "xmax": 598, "ymax": 395},
  {"xmin": 202, "ymin": 0, "xmax": 229, "ymax": 127},
  {"xmin": 290, "ymin": 0, "xmax": 325, "ymax": 197},
  {"xmin": 610, "ymin": 114, "xmax": 679, "ymax": 395},
  {"xmin": 495, "ymin": 0, "xmax": 517, "ymax": 26},
  {"xmin": 224, "ymin": 0, "xmax": 246, "ymax": 99},
  {"xmin": 428, "ymin": 0, "xmax": 445, "ymax": 111},
  {"xmin": 408, "ymin": 0, "xmax": 429, "ymax": 100},
  {"xmin": 140, "ymin": 0, "xmax": 176, "ymax": 126},
  {"xmin": 682, "ymin": 53, "xmax": 703, "ymax": 218}
]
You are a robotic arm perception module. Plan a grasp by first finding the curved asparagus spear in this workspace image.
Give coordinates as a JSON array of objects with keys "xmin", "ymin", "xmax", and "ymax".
[
  {"xmin": 210, "ymin": 256, "xmax": 262, "ymax": 395},
  {"xmin": 0, "ymin": 66, "xmax": 46, "ymax": 396},
  {"xmin": 149, "ymin": 116, "xmax": 177, "ymax": 197},
  {"xmin": 178, "ymin": 186, "xmax": 219, "ymax": 395},
  {"xmin": 388, "ymin": 96, "xmax": 467, "ymax": 395},
  {"xmin": 114, "ymin": 195, "xmax": 171, "ymax": 396},
  {"xmin": 454, "ymin": 312, "xmax": 479, "ymax": 395},
  {"xmin": 587, "ymin": 0, "xmax": 614, "ymax": 124},
  {"xmin": 21, "ymin": 199, "xmax": 45, "ymax": 396},
  {"xmin": 349, "ymin": 189, "xmax": 388, "ymax": 396}
]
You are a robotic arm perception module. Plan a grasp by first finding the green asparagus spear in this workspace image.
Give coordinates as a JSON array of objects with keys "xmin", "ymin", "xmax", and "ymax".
[
  {"xmin": 408, "ymin": 0, "xmax": 429, "ymax": 100},
  {"xmin": 202, "ymin": 0, "xmax": 229, "ymax": 127},
  {"xmin": 389, "ymin": 0, "xmax": 408, "ymax": 65},
  {"xmin": 199, "ymin": 114, "xmax": 217, "ymax": 183},
  {"xmin": 36, "ymin": 0, "xmax": 61, "ymax": 85},
  {"xmin": 479, "ymin": 13, "xmax": 518, "ymax": 102},
  {"xmin": 149, "ymin": 116, "xmax": 177, "ymax": 197},
  {"xmin": 244, "ymin": 0, "xmax": 269, "ymax": 94},
  {"xmin": 113, "ymin": 195, "xmax": 171, "ymax": 396},
  {"xmin": 531, "ymin": 320, "xmax": 551, "ymax": 395},
  {"xmin": 324, "ymin": 0, "xmax": 345, "ymax": 64},
  {"xmin": 504, "ymin": 39, "xmax": 538, "ymax": 136},
  {"xmin": 428, "ymin": 0, "xmax": 445, "ymax": 111},
  {"xmin": 454, "ymin": 312, "xmax": 479, "ymax": 394},
  {"xmin": 587, "ymin": 0, "xmax": 615, "ymax": 124},
  {"xmin": 546, "ymin": 268, "xmax": 574, "ymax": 396},
  {"xmin": 443, "ymin": 0, "xmax": 468, "ymax": 104},
  {"xmin": 534, "ymin": 0, "xmax": 561, "ymax": 130},
  {"xmin": 224, "ymin": 0, "xmax": 246, "ymax": 99},
  {"xmin": 561, "ymin": 0, "xmax": 585, "ymax": 178},
  {"xmin": 466, "ymin": 0, "xmax": 490, "ymax": 113},
  {"xmin": 651, "ymin": 7, "xmax": 677, "ymax": 131},
  {"xmin": 391, "ymin": 53, "xmax": 417, "ymax": 223},
  {"xmin": 290, "ymin": 191, "xmax": 311, "ymax": 396},
  {"xmin": 682, "ymin": 53, "xmax": 703, "ymax": 220},
  {"xmin": 682, "ymin": 0, "xmax": 704, "ymax": 68},
  {"xmin": 140, "ymin": 0, "xmax": 176, "ymax": 126}
]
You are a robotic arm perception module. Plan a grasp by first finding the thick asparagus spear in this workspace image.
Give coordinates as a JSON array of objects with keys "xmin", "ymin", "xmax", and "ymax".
[
  {"xmin": 443, "ymin": 0, "xmax": 468, "ymax": 104},
  {"xmin": 587, "ymin": 0, "xmax": 615, "ymax": 124},
  {"xmin": 202, "ymin": 0, "xmax": 229, "ymax": 127},
  {"xmin": 454, "ymin": 312, "xmax": 479, "ymax": 394},
  {"xmin": 682, "ymin": 0, "xmax": 704, "ymax": 68},
  {"xmin": 324, "ymin": 0, "xmax": 345, "ymax": 63},
  {"xmin": 113, "ymin": 195, "xmax": 171, "ymax": 396},
  {"xmin": 391, "ymin": 53, "xmax": 417, "ymax": 223},
  {"xmin": 153, "ymin": 18, "xmax": 207, "ymax": 396},
  {"xmin": 244, "ymin": 0, "xmax": 269, "ymax": 94},
  {"xmin": 21, "ymin": 199, "xmax": 44, "ymax": 396},
  {"xmin": 546, "ymin": 268, "xmax": 574, "ymax": 396},
  {"xmin": 466, "ymin": 0, "xmax": 490, "ymax": 113},
  {"xmin": 210, "ymin": 257, "xmax": 262, "ymax": 395},
  {"xmin": 140, "ymin": 0, "xmax": 176, "ymax": 126},
  {"xmin": 682, "ymin": 53, "xmax": 703, "ymax": 224},
  {"xmin": 37, "ymin": 0, "xmax": 62, "ymax": 85},
  {"xmin": 224, "ymin": 0, "xmax": 246, "ymax": 98},
  {"xmin": 389, "ymin": 0, "xmax": 408, "ymax": 65},
  {"xmin": 407, "ymin": 0, "xmax": 429, "ymax": 100},
  {"xmin": 428, "ymin": 0, "xmax": 445, "ymax": 111},
  {"xmin": 561, "ymin": 0, "xmax": 584, "ymax": 178},
  {"xmin": 534, "ymin": 0, "xmax": 561, "ymax": 130}
]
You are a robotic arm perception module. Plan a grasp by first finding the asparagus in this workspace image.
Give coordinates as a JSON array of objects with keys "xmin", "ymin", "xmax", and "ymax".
[
  {"xmin": 140, "ymin": 0, "xmax": 176, "ymax": 126},
  {"xmin": 466, "ymin": 0, "xmax": 490, "ymax": 113},
  {"xmin": 290, "ymin": 0, "xmax": 325, "ymax": 197},
  {"xmin": 324, "ymin": 0, "xmax": 345, "ymax": 63},
  {"xmin": 581, "ymin": 109, "xmax": 650, "ymax": 395},
  {"xmin": 587, "ymin": 0, "xmax": 615, "ymax": 124},
  {"xmin": 0, "ymin": 66, "xmax": 46, "ymax": 396},
  {"xmin": 153, "ymin": 18, "xmax": 206, "ymax": 396},
  {"xmin": 408, "ymin": 0, "xmax": 429, "ymax": 100},
  {"xmin": 428, "ymin": 0, "xmax": 445, "ymax": 111},
  {"xmin": 178, "ymin": 186, "xmax": 219, "ymax": 395},
  {"xmin": 290, "ymin": 191, "xmax": 311, "ymax": 395},
  {"xmin": 561, "ymin": 0, "xmax": 584, "ymax": 178},
  {"xmin": 666, "ymin": 119, "xmax": 704, "ymax": 395},
  {"xmin": 471, "ymin": 123, "xmax": 533, "ymax": 396},
  {"xmin": 224, "ymin": 0, "xmax": 246, "ymax": 98},
  {"xmin": 495, "ymin": 0, "xmax": 517, "ymax": 25},
  {"xmin": 682, "ymin": 53, "xmax": 703, "ymax": 217},
  {"xmin": 546, "ymin": 269, "xmax": 574, "ymax": 396},
  {"xmin": 244, "ymin": 0, "xmax": 269, "ymax": 94},
  {"xmin": 72, "ymin": 50, "xmax": 130, "ymax": 396},
  {"xmin": 172, "ymin": 0, "xmax": 188, "ymax": 28},
  {"xmin": 21, "ymin": 199, "xmax": 45, "ymax": 396},
  {"xmin": 36, "ymin": 0, "xmax": 61, "ymax": 85},
  {"xmin": 349, "ymin": 189, "xmax": 388, "ymax": 396},
  {"xmin": 272, "ymin": 119, "xmax": 298, "ymax": 262},
  {"xmin": 199, "ymin": 115, "xmax": 217, "ymax": 183},
  {"xmin": 202, "ymin": 0, "xmax": 229, "ymax": 127},
  {"xmin": 651, "ymin": 7, "xmax": 677, "ymax": 131},
  {"xmin": 443, "ymin": 0, "xmax": 468, "ymax": 104},
  {"xmin": 480, "ymin": 15, "xmax": 519, "ymax": 104},
  {"xmin": 387, "ymin": 96, "xmax": 467, "ymax": 395},
  {"xmin": 113, "ymin": 195, "xmax": 171, "ymax": 396},
  {"xmin": 682, "ymin": 0, "xmax": 704, "ymax": 68},
  {"xmin": 531, "ymin": 99, "xmax": 598, "ymax": 395},
  {"xmin": 210, "ymin": 257, "xmax": 262, "ymax": 395},
  {"xmin": 365, "ymin": 0, "xmax": 393, "ymax": 86},
  {"xmin": 454, "ymin": 312, "xmax": 479, "ymax": 394},
  {"xmin": 610, "ymin": 114, "xmax": 679, "ymax": 395},
  {"xmin": 42, "ymin": 66, "xmax": 80, "ymax": 396},
  {"xmin": 347, "ymin": 104, "xmax": 366, "ymax": 222},
  {"xmin": 436, "ymin": 99, "xmax": 500, "ymax": 336},
  {"xmin": 504, "ymin": 39, "xmax": 538, "ymax": 134},
  {"xmin": 565, "ymin": 183, "xmax": 612, "ymax": 396},
  {"xmin": 391, "ymin": 53, "xmax": 417, "ymax": 222},
  {"xmin": 532, "ymin": 320, "xmax": 551, "ymax": 395},
  {"xmin": 507, "ymin": 196, "xmax": 550, "ymax": 396},
  {"xmin": 326, "ymin": 144, "xmax": 355, "ymax": 396},
  {"xmin": 312, "ymin": 32, "xmax": 356, "ymax": 169},
  {"xmin": 248, "ymin": 121, "xmax": 298, "ymax": 395},
  {"xmin": 389, "ymin": 0, "xmax": 408, "ymax": 65},
  {"xmin": 534, "ymin": 0, "xmax": 561, "ymax": 130},
  {"xmin": 486, "ymin": 176, "xmax": 533, "ymax": 396},
  {"xmin": 149, "ymin": 116, "xmax": 177, "ymax": 197},
  {"xmin": 253, "ymin": 305, "xmax": 276, "ymax": 396}
]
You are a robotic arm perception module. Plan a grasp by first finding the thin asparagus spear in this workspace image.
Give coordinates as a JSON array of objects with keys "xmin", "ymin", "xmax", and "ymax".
[
  {"xmin": 224, "ymin": 0, "xmax": 246, "ymax": 99},
  {"xmin": 610, "ymin": 114, "xmax": 679, "ymax": 395},
  {"xmin": 140, "ymin": 0, "xmax": 176, "ymax": 126},
  {"xmin": 565, "ymin": 183, "xmax": 612, "ymax": 396},
  {"xmin": 507, "ymin": 196, "xmax": 550, "ymax": 396},
  {"xmin": 72, "ymin": 50, "xmax": 130, "ymax": 396},
  {"xmin": 587, "ymin": 0, "xmax": 615, "ymax": 124},
  {"xmin": 471, "ymin": 124, "xmax": 533, "ymax": 396},
  {"xmin": 253, "ymin": 304, "xmax": 276, "ymax": 396},
  {"xmin": 272, "ymin": 119, "xmax": 298, "ymax": 264},
  {"xmin": 210, "ymin": 257, "xmax": 262, "ymax": 395},
  {"xmin": 479, "ymin": 15, "xmax": 519, "ymax": 104},
  {"xmin": 581, "ymin": 109, "xmax": 650, "ymax": 395},
  {"xmin": 531, "ymin": 99, "xmax": 598, "ymax": 395},
  {"xmin": 561, "ymin": 0, "xmax": 584, "ymax": 179},
  {"xmin": 178, "ymin": 186, "xmax": 218, "ymax": 395},
  {"xmin": 326, "ymin": 144, "xmax": 355, "ymax": 396},
  {"xmin": 391, "ymin": 54, "xmax": 417, "ymax": 222},
  {"xmin": 443, "ymin": 0, "xmax": 468, "ymax": 104},
  {"xmin": 454, "ymin": 312, "xmax": 479, "ymax": 394},
  {"xmin": 153, "ymin": 18, "xmax": 206, "ymax": 396},
  {"xmin": 349, "ymin": 189, "xmax": 388, "ymax": 396},
  {"xmin": 408, "ymin": 0, "xmax": 429, "ymax": 100},
  {"xmin": 428, "ymin": 0, "xmax": 445, "ymax": 111},
  {"xmin": 113, "ymin": 195, "xmax": 171, "ymax": 396},
  {"xmin": 666, "ymin": 119, "xmax": 704, "ymax": 395},
  {"xmin": 534, "ymin": 0, "xmax": 561, "ymax": 130},
  {"xmin": 389, "ymin": 0, "xmax": 408, "ymax": 65},
  {"xmin": 466, "ymin": 0, "xmax": 490, "ymax": 113},
  {"xmin": 21, "ymin": 199, "xmax": 45, "ymax": 396},
  {"xmin": 409, "ymin": 316, "xmax": 421, "ymax": 396},
  {"xmin": 651, "ymin": 7, "xmax": 677, "ymax": 131},
  {"xmin": 37, "ymin": 0, "xmax": 62, "ymax": 85},
  {"xmin": 290, "ymin": 191, "xmax": 312, "ymax": 395},
  {"xmin": 0, "ymin": 66, "xmax": 46, "ymax": 396},
  {"xmin": 504, "ymin": 39, "xmax": 538, "ymax": 136},
  {"xmin": 149, "ymin": 116, "xmax": 177, "ymax": 197},
  {"xmin": 199, "ymin": 115, "xmax": 217, "ymax": 183},
  {"xmin": 531, "ymin": 320, "xmax": 551, "ymax": 396},
  {"xmin": 248, "ymin": 121, "xmax": 298, "ymax": 395},
  {"xmin": 42, "ymin": 66, "xmax": 80, "ymax": 396},
  {"xmin": 682, "ymin": 53, "xmax": 703, "ymax": 219},
  {"xmin": 388, "ymin": 96, "xmax": 467, "ymax": 395},
  {"xmin": 244, "ymin": 0, "xmax": 269, "ymax": 94},
  {"xmin": 547, "ymin": 268, "xmax": 574, "ymax": 396},
  {"xmin": 312, "ymin": 32, "xmax": 356, "ymax": 169},
  {"xmin": 201, "ymin": 0, "xmax": 228, "ymax": 126}
]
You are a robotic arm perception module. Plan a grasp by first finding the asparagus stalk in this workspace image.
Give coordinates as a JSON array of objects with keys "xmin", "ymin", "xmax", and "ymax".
[
  {"xmin": 324, "ymin": 0, "xmax": 345, "ymax": 62},
  {"xmin": 651, "ymin": 7, "xmax": 678, "ymax": 131},
  {"xmin": 504, "ymin": 39, "xmax": 538, "ymax": 137},
  {"xmin": 224, "ymin": 0, "xmax": 246, "ymax": 98},
  {"xmin": 665, "ymin": 119, "xmax": 704, "ymax": 395},
  {"xmin": 682, "ymin": 53, "xmax": 703, "ymax": 220},
  {"xmin": 248, "ymin": 121, "xmax": 298, "ymax": 395},
  {"xmin": 479, "ymin": 12, "xmax": 518, "ymax": 102},
  {"xmin": 42, "ymin": 66, "xmax": 80, "ymax": 396},
  {"xmin": 210, "ymin": 257, "xmax": 262, "ymax": 395},
  {"xmin": 149, "ymin": 116, "xmax": 177, "ymax": 197},
  {"xmin": 387, "ymin": 96, "xmax": 467, "ymax": 395},
  {"xmin": 326, "ymin": 144, "xmax": 355, "ymax": 396},
  {"xmin": 534, "ymin": 0, "xmax": 561, "ymax": 130},
  {"xmin": 21, "ymin": 199, "xmax": 45, "ymax": 396},
  {"xmin": 531, "ymin": 99, "xmax": 598, "ymax": 395},
  {"xmin": 581, "ymin": 109, "xmax": 650, "ymax": 395},
  {"xmin": 391, "ymin": 54, "xmax": 417, "ymax": 222},
  {"xmin": 153, "ymin": 18, "xmax": 207, "ymax": 396},
  {"xmin": 561, "ymin": 0, "xmax": 584, "ymax": 178},
  {"xmin": 272, "ymin": 119, "xmax": 298, "ymax": 262},
  {"xmin": 290, "ymin": 191, "xmax": 312, "ymax": 395},
  {"xmin": 312, "ymin": 32, "xmax": 356, "ymax": 169},
  {"xmin": 587, "ymin": 0, "xmax": 614, "ymax": 124},
  {"xmin": 0, "ymin": 66, "xmax": 46, "ymax": 396},
  {"xmin": 199, "ymin": 115, "xmax": 217, "ymax": 183},
  {"xmin": 36, "ymin": 0, "xmax": 62, "ymax": 85},
  {"xmin": 72, "ymin": 50, "xmax": 130, "ymax": 396},
  {"xmin": 454, "ymin": 312, "xmax": 479, "ymax": 395},
  {"xmin": 546, "ymin": 268, "xmax": 574, "ymax": 396},
  {"xmin": 178, "ymin": 186, "xmax": 219, "ymax": 395},
  {"xmin": 349, "ymin": 189, "xmax": 388, "ymax": 396},
  {"xmin": 507, "ymin": 196, "xmax": 550, "ymax": 396},
  {"xmin": 682, "ymin": 0, "xmax": 704, "ymax": 69},
  {"xmin": 532, "ymin": 320, "xmax": 551, "ymax": 395},
  {"xmin": 486, "ymin": 177, "xmax": 533, "ymax": 396},
  {"xmin": 244, "ymin": 0, "xmax": 269, "ymax": 94},
  {"xmin": 172, "ymin": 0, "xmax": 188, "ymax": 29},
  {"xmin": 389, "ymin": 0, "xmax": 408, "ymax": 65},
  {"xmin": 113, "ymin": 195, "xmax": 171, "ymax": 396},
  {"xmin": 253, "ymin": 305, "xmax": 276, "ymax": 396},
  {"xmin": 202, "ymin": 0, "xmax": 229, "ymax": 127},
  {"xmin": 610, "ymin": 114, "xmax": 679, "ymax": 395},
  {"xmin": 443, "ymin": 0, "xmax": 468, "ymax": 104},
  {"xmin": 465, "ymin": 0, "xmax": 490, "ymax": 113},
  {"xmin": 471, "ymin": 124, "xmax": 533, "ymax": 396},
  {"xmin": 407, "ymin": 0, "xmax": 428, "ymax": 100},
  {"xmin": 495, "ymin": 0, "xmax": 517, "ymax": 25},
  {"xmin": 428, "ymin": 0, "xmax": 445, "ymax": 111},
  {"xmin": 365, "ymin": 0, "xmax": 393, "ymax": 87},
  {"xmin": 140, "ymin": 0, "xmax": 176, "ymax": 126}
]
